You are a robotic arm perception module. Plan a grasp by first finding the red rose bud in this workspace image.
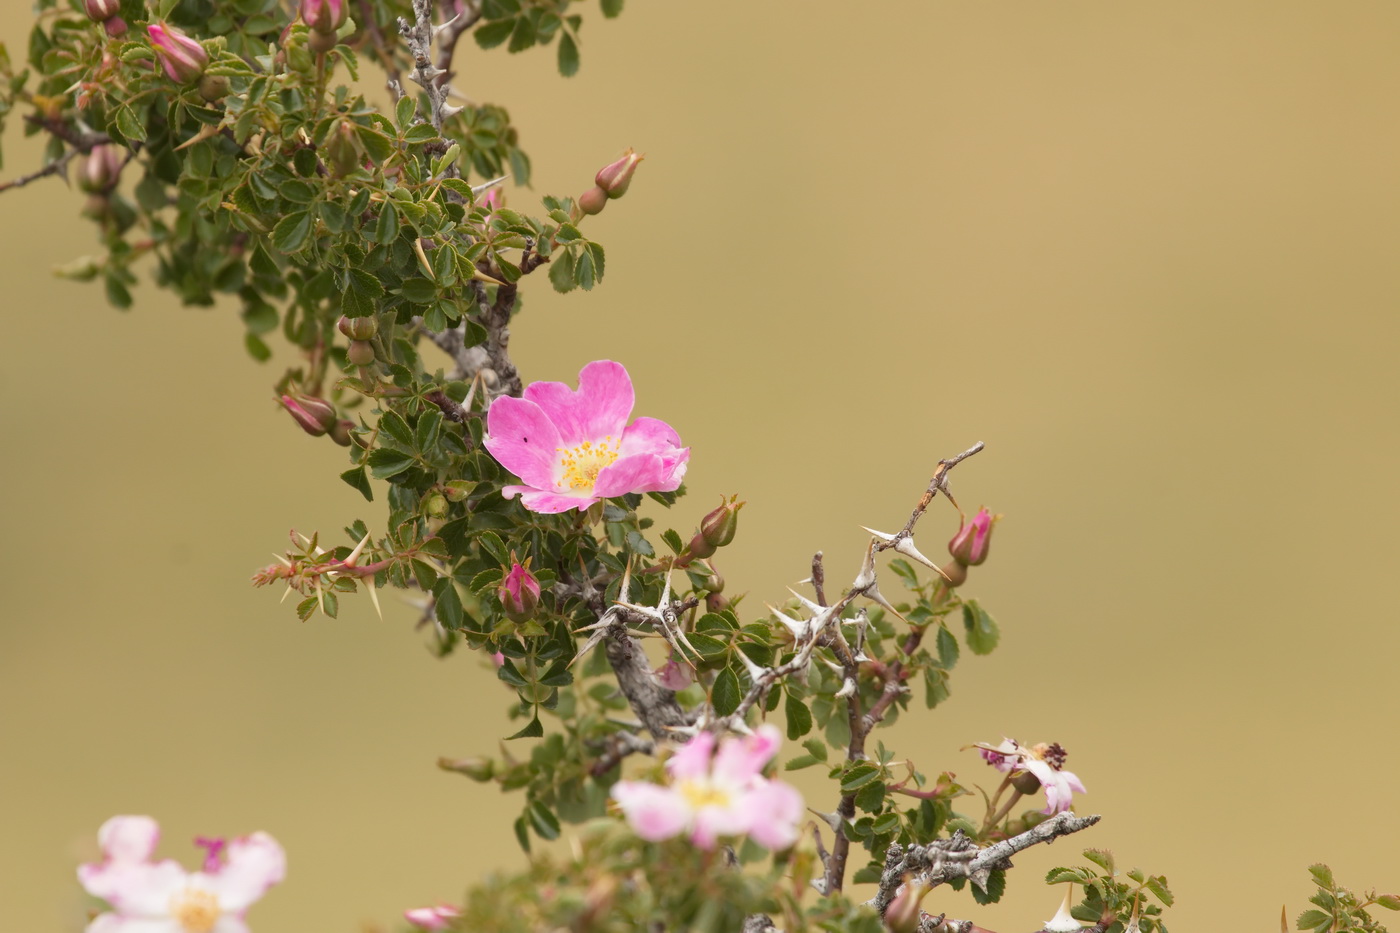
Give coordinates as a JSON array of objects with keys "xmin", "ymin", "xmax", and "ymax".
[
  {"xmin": 337, "ymin": 313, "xmax": 377, "ymax": 340},
  {"xmin": 105, "ymin": 17, "xmax": 128, "ymax": 37},
  {"xmin": 498, "ymin": 558, "xmax": 541, "ymax": 623},
  {"xmin": 84, "ymin": 0, "xmax": 120, "ymax": 23},
  {"xmin": 302, "ymin": 0, "xmax": 348, "ymax": 33},
  {"xmin": 577, "ymin": 185, "xmax": 608, "ymax": 216},
  {"xmin": 78, "ymin": 144, "xmax": 123, "ymax": 194},
  {"xmin": 594, "ymin": 148, "xmax": 643, "ymax": 199},
  {"xmin": 148, "ymin": 23, "xmax": 207, "ymax": 84},
  {"xmin": 948, "ymin": 507, "xmax": 996, "ymax": 567},
  {"xmin": 280, "ymin": 393, "xmax": 337, "ymax": 436}
]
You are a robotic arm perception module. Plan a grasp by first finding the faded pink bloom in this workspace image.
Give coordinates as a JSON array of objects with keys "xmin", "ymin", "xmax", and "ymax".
[
  {"xmin": 653, "ymin": 652, "xmax": 693, "ymax": 691},
  {"xmin": 498, "ymin": 559, "xmax": 541, "ymax": 622},
  {"xmin": 948, "ymin": 507, "xmax": 996, "ymax": 567},
  {"xmin": 978, "ymin": 737, "xmax": 1085, "ymax": 815},
  {"xmin": 405, "ymin": 904, "xmax": 461, "ymax": 930},
  {"xmin": 78, "ymin": 815, "xmax": 285, "ymax": 933},
  {"xmin": 147, "ymin": 23, "xmax": 207, "ymax": 84},
  {"xmin": 484, "ymin": 361, "xmax": 688, "ymax": 514},
  {"xmin": 611, "ymin": 724, "xmax": 803, "ymax": 850}
]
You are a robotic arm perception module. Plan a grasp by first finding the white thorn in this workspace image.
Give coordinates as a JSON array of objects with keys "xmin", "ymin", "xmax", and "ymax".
[
  {"xmin": 834, "ymin": 677, "xmax": 857, "ymax": 699},
  {"xmin": 365, "ymin": 580, "xmax": 383, "ymax": 620},
  {"xmin": 470, "ymin": 175, "xmax": 510, "ymax": 198},
  {"xmin": 853, "ymin": 538, "xmax": 879, "ymax": 590}
]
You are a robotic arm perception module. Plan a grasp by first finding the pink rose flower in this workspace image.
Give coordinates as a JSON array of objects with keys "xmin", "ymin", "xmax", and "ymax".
[
  {"xmin": 484, "ymin": 360, "xmax": 688, "ymax": 514},
  {"xmin": 978, "ymin": 737, "xmax": 1086, "ymax": 815},
  {"xmin": 405, "ymin": 904, "xmax": 461, "ymax": 930},
  {"xmin": 612, "ymin": 724, "xmax": 804, "ymax": 850},
  {"xmin": 78, "ymin": 815, "xmax": 285, "ymax": 932}
]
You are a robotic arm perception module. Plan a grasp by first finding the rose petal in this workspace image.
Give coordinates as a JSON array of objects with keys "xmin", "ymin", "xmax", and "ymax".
[
  {"xmin": 80, "ymin": 861, "xmax": 187, "ymax": 915},
  {"xmin": 592, "ymin": 449, "xmax": 689, "ymax": 498},
  {"xmin": 484, "ymin": 397, "xmax": 564, "ymax": 490},
  {"xmin": 98, "ymin": 816, "xmax": 162, "ymax": 864},
  {"xmin": 202, "ymin": 832, "xmax": 285, "ymax": 912},
  {"xmin": 611, "ymin": 782, "xmax": 689, "ymax": 841},
  {"xmin": 740, "ymin": 779, "xmax": 804, "ymax": 850},
  {"xmin": 503, "ymin": 486, "xmax": 597, "ymax": 513},
  {"xmin": 711, "ymin": 724, "xmax": 781, "ymax": 784},
  {"xmin": 522, "ymin": 360, "xmax": 634, "ymax": 446},
  {"xmin": 666, "ymin": 732, "xmax": 715, "ymax": 781},
  {"xmin": 618, "ymin": 416, "xmax": 681, "ymax": 456}
]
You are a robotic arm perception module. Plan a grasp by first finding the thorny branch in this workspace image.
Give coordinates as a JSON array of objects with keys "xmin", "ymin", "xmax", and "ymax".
[{"xmin": 0, "ymin": 127, "xmax": 112, "ymax": 194}]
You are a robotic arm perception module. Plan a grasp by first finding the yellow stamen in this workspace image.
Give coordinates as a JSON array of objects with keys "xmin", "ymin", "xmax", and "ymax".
[
  {"xmin": 555, "ymin": 436, "xmax": 620, "ymax": 492},
  {"xmin": 677, "ymin": 779, "xmax": 733, "ymax": 811},
  {"xmin": 171, "ymin": 889, "xmax": 221, "ymax": 933}
]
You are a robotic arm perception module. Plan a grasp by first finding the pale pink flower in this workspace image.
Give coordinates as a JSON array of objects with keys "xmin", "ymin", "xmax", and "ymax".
[
  {"xmin": 978, "ymin": 737, "xmax": 1086, "ymax": 815},
  {"xmin": 405, "ymin": 904, "xmax": 461, "ymax": 930},
  {"xmin": 78, "ymin": 815, "xmax": 285, "ymax": 933},
  {"xmin": 484, "ymin": 361, "xmax": 688, "ymax": 514},
  {"xmin": 611, "ymin": 724, "xmax": 803, "ymax": 850}
]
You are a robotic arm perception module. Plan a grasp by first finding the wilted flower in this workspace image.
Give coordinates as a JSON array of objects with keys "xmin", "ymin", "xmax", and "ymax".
[
  {"xmin": 405, "ymin": 904, "xmax": 461, "ymax": 930},
  {"xmin": 1043, "ymin": 886, "xmax": 1083, "ymax": 932},
  {"xmin": 484, "ymin": 360, "xmax": 688, "ymax": 514},
  {"xmin": 147, "ymin": 23, "xmax": 207, "ymax": 84},
  {"xmin": 497, "ymin": 557, "xmax": 541, "ymax": 623},
  {"xmin": 979, "ymin": 737, "xmax": 1085, "ymax": 815},
  {"xmin": 78, "ymin": 815, "xmax": 285, "ymax": 933},
  {"xmin": 611, "ymin": 724, "xmax": 803, "ymax": 850},
  {"xmin": 948, "ymin": 507, "xmax": 996, "ymax": 567}
]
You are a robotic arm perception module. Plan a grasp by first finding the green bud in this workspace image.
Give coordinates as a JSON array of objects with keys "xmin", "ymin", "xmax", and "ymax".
[
  {"xmin": 198, "ymin": 73, "xmax": 229, "ymax": 102},
  {"xmin": 347, "ymin": 340, "xmax": 375, "ymax": 366},
  {"xmin": 437, "ymin": 756, "xmax": 495, "ymax": 781},
  {"xmin": 337, "ymin": 314, "xmax": 377, "ymax": 340},
  {"xmin": 424, "ymin": 494, "xmax": 448, "ymax": 518}
]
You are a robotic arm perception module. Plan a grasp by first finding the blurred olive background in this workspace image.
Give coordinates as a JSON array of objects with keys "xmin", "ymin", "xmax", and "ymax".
[{"xmin": 4, "ymin": 2, "xmax": 1399, "ymax": 930}]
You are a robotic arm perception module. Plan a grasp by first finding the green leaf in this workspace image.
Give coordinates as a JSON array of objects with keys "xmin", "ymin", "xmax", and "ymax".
[
  {"xmin": 970, "ymin": 868, "xmax": 1006, "ymax": 905},
  {"xmin": 711, "ymin": 667, "xmax": 740, "ymax": 716},
  {"xmin": 512, "ymin": 814, "xmax": 530, "ymax": 853},
  {"xmin": 1295, "ymin": 910, "xmax": 1331, "ymax": 931},
  {"xmin": 548, "ymin": 248, "xmax": 576, "ymax": 293},
  {"xmin": 784, "ymin": 693, "xmax": 813, "ymax": 739},
  {"xmin": 962, "ymin": 599, "xmax": 1000, "ymax": 655},
  {"xmin": 356, "ymin": 125, "xmax": 395, "ymax": 163},
  {"xmin": 528, "ymin": 800, "xmax": 561, "ymax": 839},
  {"xmin": 433, "ymin": 578, "xmax": 464, "ymax": 629},
  {"xmin": 400, "ymin": 276, "xmax": 438, "ymax": 304},
  {"xmin": 1308, "ymin": 864, "xmax": 1335, "ymax": 890},
  {"xmin": 114, "ymin": 106, "xmax": 146, "ymax": 143},
  {"xmin": 936, "ymin": 624, "xmax": 959, "ymax": 669},
  {"xmin": 341, "ymin": 267, "xmax": 384, "ymax": 317},
  {"xmin": 601, "ymin": 0, "xmax": 623, "ymax": 16},
  {"xmin": 395, "ymin": 94, "xmax": 417, "ymax": 130},
  {"xmin": 507, "ymin": 15, "xmax": 537, "ymax": 52},
  {"xmin": 244, "ymin": 333, "xmax": 271, "ymax": 361},
  {"xmin": 507, "ymin": 715, "xmax": 543, "ymax": 739},
  {"xmin": 366, "ymin": 448, "xmax": 415, "ymax": 479},
  {"xmin": 1375, "ymin": 894, "xmax": 1400, "ymax": 910},
  {"xmin": 802, "ymin": 737, "xmax": 828, "ymax": 761},
  {"xmin": 378, "ymin": 409, "xmax": 415, "ymax": 447},
  {"xmin": 339, "ymin": 466, "xmax": 373, "ymax": 502},
  {"xmin": 556, "ymin": 32, "xmax": 579, "ymax": 76},
  {"xmin": 839, "ymin": 761, "xmax": 881, "ymax": 792},
  {"xmin": 1045, "ymin": 867, "xmax": 1094, "ymax": 884},
  {"xmin": 271, "ymin": 210, "xmax": 313, "ymax": 253},
  {"xmin": 475, "ymin": 18, "xmax": 517, "ymax": 49},
  {"xmin": 403, "ymin": 123, "xmax": 440, "ymax": 144},
  {"xmin": 1082, "ymin": 849, "xmax": 1115, "ymax": 874},
  {"xmin": 1144, "ymin": 876, "xmax": 1173, "ymax": 907},
  {"xmin": 477, "ymin": 530, "xmax": 510, "ymax": 566},
  {"xmin": 783, "ymin": 754, "xmax": 821, "ymax": 771}
]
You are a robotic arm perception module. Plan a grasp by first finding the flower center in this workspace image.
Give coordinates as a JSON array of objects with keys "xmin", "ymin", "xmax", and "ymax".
[
  {"xmin": 171, "ymin": 888, "xmax": 221, "ymax": 933},
  {"xmin": 555, "ymin": 436, "xmax": 620, "ymax": 492},
  {"xmin": 677, "ymin": 779, "xmax": 734, "ymax": 811}
]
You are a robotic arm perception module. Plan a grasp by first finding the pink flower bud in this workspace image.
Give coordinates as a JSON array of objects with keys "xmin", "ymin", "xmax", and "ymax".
[
  {"xmin": 948, "ymin": 507, "xmax": 996, "ymax": 567},
  {"xmin": 497, "ymin": 558, "xmax": 541, "ymax": 623},
  {"xmin": 687, "ymin": 495, "xmax": 744, "ymax": 559},
  {"xmin": 104, "ymin": 17, "xmax": 128, "ymax": 37},
  {"xmin": 480, "ymin": 187, "xmax": 503, "ymax": 216},
  {"xmin": 78, "ymin": 144, "xmax": 123, "ymax": 194},
  {"xmin": 280, "ymin": 393, "xmax": 337, "ymax": 437},
  {"xmin": 594, "ymin": 148, "xmax": 643, "ymax": 199},
  {"xmin": 84, "ymin": 0, "xmax": 120, "ymax": 23},
  {"xmin": 147, "ymin": 23, "xmax": 207, "ymax": 84},
  {"xmin": 301, "ymin": 0, "xmax": 348, "ymax": 33}
]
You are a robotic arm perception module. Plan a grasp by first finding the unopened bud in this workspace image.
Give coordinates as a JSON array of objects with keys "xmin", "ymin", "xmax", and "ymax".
[
  {"xmin": 301, "ymin": 0, "xmax": 348, "ymax": 34},
  {"xmin": 948, "ymin": 507, "xmax": 996, "ymax": 567},
  {"xmin": 337, "ymin": 313, "xmax": 377, "ymax": 340},
  {"xmin": 437, "ymin": 756, "xmax": 495, "ymax": 782},
  {"xmin": 883, "ymin": 877, "xmax": 931, "ymax": 933},
  {"xmin": 497, "ymin": 556, "xmax": 541, "ymax": 623},
  {"xmin": 280, "ymin": 393, "xmax": 337, "ymax": 436},
  {"xmin": 326, "ymin": 120, "xmax": 362, "ymax": 177},
  {"xmin": 424, "ymin": 493, "xmax": 448, "ymax": 518},
  {"xmin": 198, "ymin": 73, "xmax": 229, "ymax": 102},
  {"xmin": 308, "ymin": 27, "xmax": 338, "ymax": 54},
  {"xmin": 104, "ymin": 16, "xmax": 128, "ymax": 37},
  {"xmin": 704, "ymin": 572, "xmax": 724, "ymax": 594},
  {"xmin": 688, "ymin": 495, "xmax": 743, "ymax": 560},
  {"xmin": 148, "ymin": 23, "xmax": 207, "ymax": 84},
  {"xmin": 577, "ymin": 185, "xmax": 608, "ymax": 216},
  {"xmin": 594, "ymin": 148, "xmax": 643, "ymax": 199},
  {"xmin": 78, "ymin": 145, "xmax": 123, "ymax": 194},
  {"xmin": 1011, "ymin": 768, "xmax": 1043, "ymax": 796},
  {"xmin": 83, "ymin": 0, "xmax": 120, "ymax": 23},
  {"xmin": 347, "ymin": 340, "xmax": 375, "ymax": 366}
]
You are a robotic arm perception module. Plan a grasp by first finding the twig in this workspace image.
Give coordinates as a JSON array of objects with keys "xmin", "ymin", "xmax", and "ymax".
[
  {"xmin": 397, "ymin": 0, "xmax": 450, "ymax": 132},
  {"xmin": 358, "ymin": 0, "xmax": 403, "ymax": 91},
  {"xmin": 0, "ymin": 128, "xmax": 113, "ymax": 195},
  {"xmin": 588, "ymin": 729, "xmax": 654, "ymax": 777},
  {"xmin": 0, "ymin": 150, "xmax": 80, "ymax": 193}
]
